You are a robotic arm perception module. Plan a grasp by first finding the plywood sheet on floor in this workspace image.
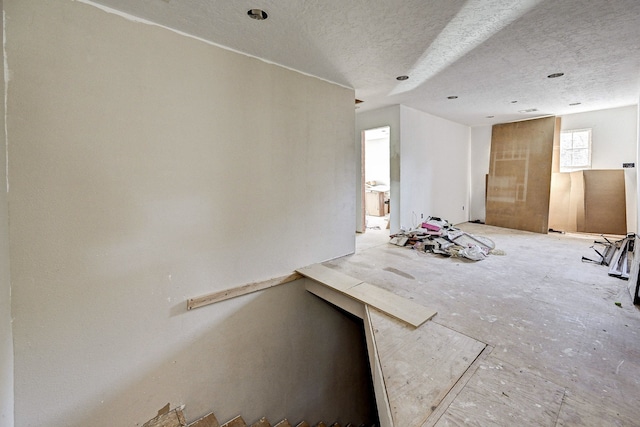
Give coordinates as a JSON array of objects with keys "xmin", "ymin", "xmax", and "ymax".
[
  {"xmin": 368, "ymin": 308, "xmax": 486, "ymax": 427},
  {"xmin": 556, "ymin": 392, "xmax": 638, "ymax": 427},
  {"xmin": 433, "ymin": 355, "xmax": 565, "ymax": 427}
]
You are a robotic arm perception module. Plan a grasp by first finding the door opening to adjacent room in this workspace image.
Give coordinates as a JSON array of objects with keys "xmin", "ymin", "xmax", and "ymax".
[{"xmin": 362, "ymin": 126, "xmax": 391, "ymax": 233}]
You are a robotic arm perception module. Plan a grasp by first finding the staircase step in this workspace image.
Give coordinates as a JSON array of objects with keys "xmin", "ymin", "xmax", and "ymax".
[
  {"xmin": 188, "ymin": 412, "xmax": 220, "ymax": 427},
  {"xmin": 251, "ymin": 417, "xmax": 271, "ymax": 427},
  {"xmin": 273, "ymin": 420, "xmax": 292, "ymax": 427},
  {"xmin": 221, "ymin": 416, "xmax": 246, "ymax": 427},
  {"xmin": 143, "ymin": 405, "xmax": 186, "ymax": 427},
  {"xmin": 295, "ymin": 423, "xmax": 310, "ymax": 427},
  {"xmin": 315, "ymin": 423, "xmax": 327, "ymax": 427}
]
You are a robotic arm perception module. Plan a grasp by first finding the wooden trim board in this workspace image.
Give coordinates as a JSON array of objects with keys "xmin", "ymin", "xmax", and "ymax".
[
  {"xmin": 187, "ymin": 272, "xmax": 303, "ymax": 310},
  {"xmin": 364, "ymin": 306, "xmax": 394, "ymax": 427},
  {"xmin": 296, "ymin": 264, "xmax": 437, "ymax": 328}
]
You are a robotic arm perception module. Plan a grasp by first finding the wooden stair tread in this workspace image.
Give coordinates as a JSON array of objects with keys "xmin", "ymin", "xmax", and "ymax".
[
  {"xmin": 250, "ymin": 418, "xmax": 271, "ymax": 427},
  {"xmin": 273, "ymin": 420, "xmax": 292, "ymax": 427},
  {"xmin": 297, "ymin": 263, "xmax": 437, "ymax": 327},
  {"xmin": 221, "ymin": 415, "xmax": 246, "ymax": 427},
  {"xmin": 188, "ymin": 412, "xmax": 220, "ymax": 427},
  {"xmin": 295, "ymin": 422, "xmax": 310, "ymax": 427}
]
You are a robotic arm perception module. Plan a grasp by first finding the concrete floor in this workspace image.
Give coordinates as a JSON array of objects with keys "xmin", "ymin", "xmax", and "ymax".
[{"xmin": 329, "ymin": 223, "xmax": 640, "ymax": 426}]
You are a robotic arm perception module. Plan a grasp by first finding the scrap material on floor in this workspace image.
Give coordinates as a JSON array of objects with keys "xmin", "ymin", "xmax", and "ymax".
[
  {"xmin": 582, "ymin": 233, "xmax": 635, "ymax": 280},
  {"xmin": 389, "ymin": 216, "xmax": 499, "ymax": 261}
]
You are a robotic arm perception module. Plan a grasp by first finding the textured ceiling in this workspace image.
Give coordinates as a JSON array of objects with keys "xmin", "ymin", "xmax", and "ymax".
[{"xmin": 86, "ymin": 0, "xmax": 640, "ymax": 126}]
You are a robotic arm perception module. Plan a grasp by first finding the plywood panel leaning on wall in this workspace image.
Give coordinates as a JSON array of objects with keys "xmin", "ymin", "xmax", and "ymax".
[
  {"xmin": 577, "ymin": 170, "xmax": 626, "ymax": 235},
  {"xmin": 486, "ymin": 117, "xmax": 556, "ymax": 234}
]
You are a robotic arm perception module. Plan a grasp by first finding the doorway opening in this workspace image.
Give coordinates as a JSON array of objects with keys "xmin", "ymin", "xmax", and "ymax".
[{"xmin": 362, "ymin": 126, "xmax": 391, "ymax": 235}]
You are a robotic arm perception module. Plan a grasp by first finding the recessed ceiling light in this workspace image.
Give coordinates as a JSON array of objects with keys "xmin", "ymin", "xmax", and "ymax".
[
  {"xmin": 486, "ymin": 115, "xmax": 495, "ymax": 118},
  {"xmin": 569, "ymin": 102, "xmax": 581, "ymax": 106},
  {"xmin": 247, "ymin": 9, "xmax": 268, "ymax": 20},
  {"xmin": 518, "ymin": 108, "xmax": 538, "ymax": 113},
  {"xmin": 547, "ymin": 72, "xmax": 564, "ymax": 78},
  {"xmin": 447, "ymin": 95, "xmax": 458, "ymax": 99},
  {"xmin": 511, "ymin": 100, "xmax": 518, "ymax": 103},
  {"xmin": 396, "ymin": 75, "xmax": 409, "ymax": 81}
]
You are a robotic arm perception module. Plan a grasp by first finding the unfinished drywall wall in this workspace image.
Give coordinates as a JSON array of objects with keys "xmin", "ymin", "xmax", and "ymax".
[
  {"xmin": 469, "ymin": 126, "xmax": 492, "ymax": 222},
  {"xmin": 561, "ymin": 105, "xmax": 638, "ymax": 232},
  {"xmin": 356, "ymin": 106, "xmax": 401, "ymax": 233},
  {"xmin": 399, "ymin": 105, "xmax": 470, "ymax": 228},
  {"xmin": 0, "ymin": 1, "xmax": 14, "ymax": 424},
  {"xmin": 6, "ymin": 0, "xmax": 366, "ymax": 425}
]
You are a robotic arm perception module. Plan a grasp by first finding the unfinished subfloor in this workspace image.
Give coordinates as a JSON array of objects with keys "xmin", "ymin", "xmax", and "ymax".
[{"xmin": 327, "ymin": 223, "xmax": 640, "ymax": 426}]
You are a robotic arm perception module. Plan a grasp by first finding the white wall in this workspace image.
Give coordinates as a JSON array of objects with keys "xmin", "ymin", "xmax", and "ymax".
[
  {"xmin": 355, "ymin": 106, "xmax": 401, "ymax": 232},
  {"xmin": 364, "ymin": 137, "xmax": 390, "ymax": 186},
  {"xmin": 6, "ymin": 1, "xmax": 372, "ymax": 426},
  {"xmin": 399, "ymin": 105, "xmax": 470, "ymax": 228},
  {"xmin": 469, "ymin": 126, "xmax": 492, "ymax": 222},
  {"xmin": 561, "ymin": 105, "xmax": 639, "ymax": 232},
  {"xmin": 0, "ymin": 0, "xmax": 15, "ymax": 424}
]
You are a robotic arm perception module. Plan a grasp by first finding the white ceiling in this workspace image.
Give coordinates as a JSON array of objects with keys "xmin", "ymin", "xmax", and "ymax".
[{"xmin": 87, "ymin": 0, "xmax": 640, "ymax": 126}]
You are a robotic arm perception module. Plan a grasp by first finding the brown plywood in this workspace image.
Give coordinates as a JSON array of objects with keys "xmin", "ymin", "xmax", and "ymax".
[
  {"xmin": 548, "ymin": 173, "xmax": 572, "ymax": 231},
  {"xmin": 486, "ymin": 117, "xmax": 556, "ymax": 233},
  {"xmin": 582, "ymin": 169, "xmax": 627, "ymax": 234},
  {"xmin": 189, "ymin": 413, "xmax": 220, "ymax": 427}
]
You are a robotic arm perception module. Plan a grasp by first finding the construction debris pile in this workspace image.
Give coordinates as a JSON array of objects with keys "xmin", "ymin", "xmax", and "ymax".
[
  {"xmin": 582, "ymin": 233, "xmax": 635, "ymax": 280},
  {"xmin": 389, "ymin": 217, "xmax": 498, "ymax": 261}
]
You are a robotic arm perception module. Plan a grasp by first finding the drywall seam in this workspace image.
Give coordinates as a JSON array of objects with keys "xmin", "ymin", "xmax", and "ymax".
[{"xmin": 74, "ymin": 0, "xmax": 353, "ymax": 91}]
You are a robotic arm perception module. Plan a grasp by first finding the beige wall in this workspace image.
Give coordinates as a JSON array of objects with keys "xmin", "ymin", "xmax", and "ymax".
[
  {"xmin": 0, "ymin": 1, "xmax": 15, "ymax": 425},
  {"xmin": 5, "ymin": 0, "xmax": 369, "ymax": 426}
]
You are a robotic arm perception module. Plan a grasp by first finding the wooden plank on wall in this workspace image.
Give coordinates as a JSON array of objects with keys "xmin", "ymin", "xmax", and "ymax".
[
  {"xmin": 486, "ymin": 116, "xmax": 556, "ymax": 234},
  {"xmin": 187, "ymin": 273, "xmax": 302, "ymax": 310}
]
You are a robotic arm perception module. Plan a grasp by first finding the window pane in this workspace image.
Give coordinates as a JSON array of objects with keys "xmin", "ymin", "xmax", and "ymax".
[
  {"xmin": 572, "ymin": 148, "xmax": 589, "ymax": 166},
  {"xmin": 560, "ymin": 133, "xmax": 573, "ymax": 149},
  {"xmin": 573, "ymin": 131, "xmax": 590, "ymax": 148},
  {"xmin": 560, "ymin": 151, "xmax": 572, "ymax": 167}
]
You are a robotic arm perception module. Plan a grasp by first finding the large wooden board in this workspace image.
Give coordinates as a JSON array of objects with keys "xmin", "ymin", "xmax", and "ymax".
[
  {"xmin": 297, "ymin": 264, "xmax": 436, "ymax": 328},
  {"xmin": 486, "ymin": 116, "xmax": 556, "ymax": 234},
  {"xmin": 368, "ymin": 308, "xmax": 486, "ymax": 427},
  {"xmin": 348, "ymin": 282, "xmax": 436, "ymax": 327},
  {"xmin": 296, "ymin": 264, "xmax": 363, "ymax": 291}
]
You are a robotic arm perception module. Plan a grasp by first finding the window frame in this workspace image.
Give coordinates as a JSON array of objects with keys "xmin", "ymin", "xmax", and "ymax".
[{"xmin": 559, "ymin": 128, "xmax": 592, "ymax": 173}]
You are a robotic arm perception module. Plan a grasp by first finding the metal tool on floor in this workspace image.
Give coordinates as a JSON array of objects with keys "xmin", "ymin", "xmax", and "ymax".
[{"xmin": 581, "ymin": 235, "xmax": 620, "ymax": 266}]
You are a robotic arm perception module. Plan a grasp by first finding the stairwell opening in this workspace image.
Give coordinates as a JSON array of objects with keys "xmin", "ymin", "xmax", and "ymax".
[{"xmin": 307, "ymin": 295, "xmax": 380, "ymax": 427}]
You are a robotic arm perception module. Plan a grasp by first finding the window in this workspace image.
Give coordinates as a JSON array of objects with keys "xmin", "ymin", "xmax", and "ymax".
[{"xmin": 560, "ymin": 128, "xmax": 592, "ymax": 172}]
